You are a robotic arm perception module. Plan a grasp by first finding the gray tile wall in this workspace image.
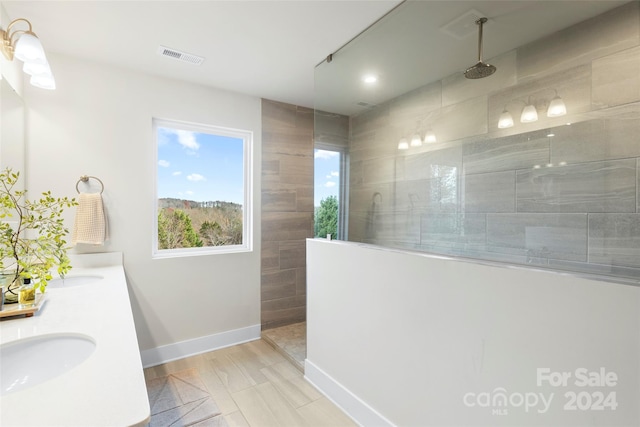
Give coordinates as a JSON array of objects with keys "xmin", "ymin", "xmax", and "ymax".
[
  {"xmin": 346, "ymin": 2, "xmax": 640, "ymax": 280},
  {"xmin": 261, "ymin": 99, "xmax": 314, "ymax": 329}
]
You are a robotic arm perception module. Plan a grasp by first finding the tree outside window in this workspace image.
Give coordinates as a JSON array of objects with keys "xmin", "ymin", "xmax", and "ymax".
[{"xmin": 154, "ymin": 119, "xmax": 252, "ymax": 257}]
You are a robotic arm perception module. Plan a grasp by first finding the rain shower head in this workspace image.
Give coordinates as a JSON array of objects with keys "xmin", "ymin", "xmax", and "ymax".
[
  {"xmin": 464, "ymin": 17, "xmax": 496, "ymax": 79},
  {"xmin": 465, "ymin": 61, "xmax": 496, "ymax": 79}
]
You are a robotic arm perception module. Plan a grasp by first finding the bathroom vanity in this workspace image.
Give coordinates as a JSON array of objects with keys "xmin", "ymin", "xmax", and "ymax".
[{"xmin": 0, "ymin": 252, "xmax": 150, "ymax": 426}]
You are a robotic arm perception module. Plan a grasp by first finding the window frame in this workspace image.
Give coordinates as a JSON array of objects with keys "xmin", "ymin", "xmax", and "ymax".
[
  {"xmin": 152, "ymin": 117, "xmax": 253, "ymax": 258},
  {"xmin": 314, "ymin": 143, "xmax": 349, "ymax": 240}
]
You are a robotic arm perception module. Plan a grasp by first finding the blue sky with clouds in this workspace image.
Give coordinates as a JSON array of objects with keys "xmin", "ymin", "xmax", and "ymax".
[
  {"xmin": 314, "ymin": 149, "xmax": 340, "ymax": 207},
  {"xmin": 157, "ymin": 127, "xmax": 244, "ymax": 204},
  {"xmin": 159, "ymin": 135, "xmax": 337, "ymax": 207}
]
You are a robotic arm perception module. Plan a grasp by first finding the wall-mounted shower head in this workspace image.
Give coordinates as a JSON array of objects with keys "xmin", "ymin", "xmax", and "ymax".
[{"xmin": 464, "ymin": 17, "xmax": 496, "ymax": 79}]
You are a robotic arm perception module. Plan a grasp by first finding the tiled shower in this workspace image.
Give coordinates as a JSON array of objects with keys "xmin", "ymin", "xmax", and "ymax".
[
  {"xmin": 317, "ymin": 1, "xmax": 640, "ymax": 283},
  {"xmin": 261, "ymin": 99, "xmax": 314, "ymax": 330},
  {"xmin": 262, "ymin": 1, "xmax": 640, "ymax": 363}
]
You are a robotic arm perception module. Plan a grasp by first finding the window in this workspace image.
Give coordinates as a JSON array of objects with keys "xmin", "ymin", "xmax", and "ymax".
[
  {"xmin": 153, "ymin": 118, "xmax": 252, "ymax": 257},
  {"xmin": 314, "ymin": 146, "xmax": 348, "ymax": 240}
]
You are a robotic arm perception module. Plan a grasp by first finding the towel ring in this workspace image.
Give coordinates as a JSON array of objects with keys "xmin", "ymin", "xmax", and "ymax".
[{"xmin": 76, "ymin": 175, "xmax": 104, "ymax": 194}]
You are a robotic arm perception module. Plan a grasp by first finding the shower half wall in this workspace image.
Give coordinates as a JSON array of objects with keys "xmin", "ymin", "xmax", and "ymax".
[{"xmin": 316, "ymin": 1, "xmax": 640, "ymax": 283}]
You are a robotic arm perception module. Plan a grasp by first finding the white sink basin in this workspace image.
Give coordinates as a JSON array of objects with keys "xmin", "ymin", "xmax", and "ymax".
[
  {"xmin": 0, "ymin": 333, "xmax": 96, "ymax": 395},
  {"xmin": 47, "ymin": 275, "xmax": 104, "ymax": 288}
]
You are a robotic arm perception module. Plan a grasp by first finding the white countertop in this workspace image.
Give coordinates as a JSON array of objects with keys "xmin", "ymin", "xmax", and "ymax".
[{"xmin": 0, "ymin": 252, "xmax": 150, "ymax": 427}]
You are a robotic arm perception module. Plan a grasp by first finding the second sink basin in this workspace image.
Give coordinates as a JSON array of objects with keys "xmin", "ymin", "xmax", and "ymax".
[
  {"xmin": 1, "ymin": 333, "xmax": 96, "ymax": 395},
  {"xmin": 47, "ymin": 275, "xmax": 104, "ymax": 288}
]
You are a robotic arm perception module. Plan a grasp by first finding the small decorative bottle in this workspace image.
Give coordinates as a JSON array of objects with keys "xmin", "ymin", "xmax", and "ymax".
[{"xmin": 18, "ymin": 278, "xmax": 36, "ymax": 308}]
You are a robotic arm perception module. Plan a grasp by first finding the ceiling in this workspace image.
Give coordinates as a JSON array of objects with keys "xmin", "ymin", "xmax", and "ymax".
[
  {"xmin": 1, "ymin": 1, "xmax": 631, "ymax": 114},
  {"xmin": 316, "ymin": 0, "xmax": 630, "ymax": 115},
  {"xmin": 1, "ymin": 0, "xmax": 401, "ymax": 109}
]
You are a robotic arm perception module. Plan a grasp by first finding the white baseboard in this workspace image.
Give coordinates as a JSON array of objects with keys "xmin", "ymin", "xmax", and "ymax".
[
  {"xmin": 304, "ymin": 359, "xmax": 395, "ymax": 427},
  {"xmin": 140, "ymin": 324, "xmax": 261, "ymax": 368}
]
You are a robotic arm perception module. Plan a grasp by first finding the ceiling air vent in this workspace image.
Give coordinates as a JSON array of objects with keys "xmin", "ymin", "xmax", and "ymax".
[
  {"xmin": 440, "ymin": 9, "xmax": 488, "ymax": 40},
  {"xmin": 356, "ymin": 101, "xmax": 376, "ymax": 109},
  {"xmin": 157, "ymin": 45, "xmax": 205, "ymax": 65}
]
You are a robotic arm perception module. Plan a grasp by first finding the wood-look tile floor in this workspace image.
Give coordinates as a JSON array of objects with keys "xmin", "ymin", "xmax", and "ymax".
[{"xmin": 143, "ymin": 339, "xmax": 357, "ymax": 427}]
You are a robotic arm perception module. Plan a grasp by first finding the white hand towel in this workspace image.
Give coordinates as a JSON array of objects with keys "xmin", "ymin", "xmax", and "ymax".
[{"xmin": 72, "ymin": 192, "xmax": 107, "ymax": 245}]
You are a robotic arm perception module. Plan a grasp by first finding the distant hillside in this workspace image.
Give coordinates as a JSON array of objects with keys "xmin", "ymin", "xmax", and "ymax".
[
  {"xmin": 158, "ymin": 198, "xmax": 243, "ymax": 248},
  {"xmin": 159, "ymin": 198, "xmax": 242, "ymax": 210}
]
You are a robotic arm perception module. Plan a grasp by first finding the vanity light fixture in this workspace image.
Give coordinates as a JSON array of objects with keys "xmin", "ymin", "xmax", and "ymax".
[
  {"xmin": 520, "ymin": 99, "xmax": 538, "ymax": 123},
  {"xmin": 399, "ymin": 123, "xmax": 435, "ymax": 149},
  {"xmin": 424, "ymin": 129, "xmax": 437, "ymax": 143},
  {"xmin": 498, "ymin": 100, "xmax": 529, "ymax": 128},
  {"xmin": 498, "ymin": 109, "xmax": 514, "ymax": 129},
  {"xmin": 397, "ymin": 136, "xmax": 409, "ymax": 150},
  {"xmin": 499, "ymin": 91, "xmax": 567, "ymax": 128},
  {"xmin": 547, "ymin": 93, "xmax": 567, "ymax": 117},
  {"xmin": 409, "ymin": 121, "xmax": 423, "ymax": 147},
  {"xmin": 410, "ymin": 132, "xmax": 422, "ymax": 147},
  {"xmin": 1, "ymin": 18, "xmax": 55, "ymax": 90}
]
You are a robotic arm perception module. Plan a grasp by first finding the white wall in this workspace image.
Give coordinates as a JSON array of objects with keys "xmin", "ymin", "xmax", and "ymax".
[
  {"xmin": 306, "ymin": 239, "xmax": 640, "ymax": 426},
  {"xmin": 0, "ymin": 3, "xmax": 24, "ymax": 95},
  {"xmin": 24, "ymin": 53, "xmax": 261, "ymax": 359},
  {"xmin": 1, "ymin": 79, "xmax": 25, "ymax": 179}
]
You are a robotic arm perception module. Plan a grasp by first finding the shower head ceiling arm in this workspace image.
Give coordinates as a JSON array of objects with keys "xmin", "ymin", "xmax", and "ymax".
[
  {"xmin": 464, "ymin": 16, "xmax": 496, "ymax": 79},
  {"xmin": 476, "ymin": 17, "xmax": 487, "ymax": 63}
]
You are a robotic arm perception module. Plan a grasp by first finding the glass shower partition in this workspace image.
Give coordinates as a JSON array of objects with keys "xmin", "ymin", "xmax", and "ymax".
[{"xmin": 314, "ymin": 0, "xmax": 640, "ymax": 284}]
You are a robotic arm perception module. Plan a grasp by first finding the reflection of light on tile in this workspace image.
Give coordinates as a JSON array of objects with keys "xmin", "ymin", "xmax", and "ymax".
[
  {"xmin": 547, "ymin": 133, "xmax": 555, "ymax": 137},
  {"xmin": 546, "ymin": 163, "xmax": 554, "ymax": 167},
  {"xmin": 559, "ymin": 161, "xmax": 567, "ymax": 166},
  {"xmin": 534, "ymin": 165, "xmax": 541, "ymax": 169}
]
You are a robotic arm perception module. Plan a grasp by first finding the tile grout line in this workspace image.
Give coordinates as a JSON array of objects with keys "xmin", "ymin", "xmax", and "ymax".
[
  {"xmin": 147, "ymin": 338, "xmax": 354, "ymax": 426},
  {"xmin": 261, "ymin": 334, "xmax": 305, "ymax": 373}
]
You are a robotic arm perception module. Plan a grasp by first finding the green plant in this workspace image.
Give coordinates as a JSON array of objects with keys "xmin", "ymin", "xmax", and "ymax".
[
  {"xmin": 0, "ymin": 168, "xmax": 77, "ymax": 298},
  {"xmin": 157, "ymin": 208, "xmax": 203, "ymax": 249},
  {"xmin": 314, "ymin": 195, "xmax": 338, "ymax": 238}
]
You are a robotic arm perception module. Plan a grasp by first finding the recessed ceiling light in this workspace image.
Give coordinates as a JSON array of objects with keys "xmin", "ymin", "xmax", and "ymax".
[
  {"xmin": 362, "ymin": 74, "xmax": 378, "ymax": 84},
  {"xmin": 547, "ymin": 133, "xmax": 555, "ymax": 137}
]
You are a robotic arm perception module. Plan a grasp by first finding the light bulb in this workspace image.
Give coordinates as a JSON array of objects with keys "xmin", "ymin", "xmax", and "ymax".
[
  {"xmin": 30, "ymin": 73, "xmax": 56, "ymax": 90},
  {"xmin": 410, "ymin": 133, "xmax": 422, "ymax": 147},
  {"xmin": 498, "ymin": 110, "xmax": 514, "ymax": 128},
  {"xmin": 14, "ymin": 33, "xmax": 47, "ymax": 64},
  {"xmin": 397, "ymin": 137, "xmax": 409, "ymax": 150},
  {"xmin": 424, "ymin": 130, "xmax": 436, "ymax": 143},
  {"xmin": 520, "ymin": 104, "xmax": 538, "ymax": 123},
  {"xmin": 547, "ymin": 96, "xmax": 567, "ymax": 117},
  {"xmin": 23, "ymin": 60, "xmax": 51, "ymax": 76}
]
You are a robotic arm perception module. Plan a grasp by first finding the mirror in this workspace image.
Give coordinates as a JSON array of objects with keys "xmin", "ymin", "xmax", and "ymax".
[{"xmin": 0, "ymin": 79, "xmax": 25, "ymax": 191}]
